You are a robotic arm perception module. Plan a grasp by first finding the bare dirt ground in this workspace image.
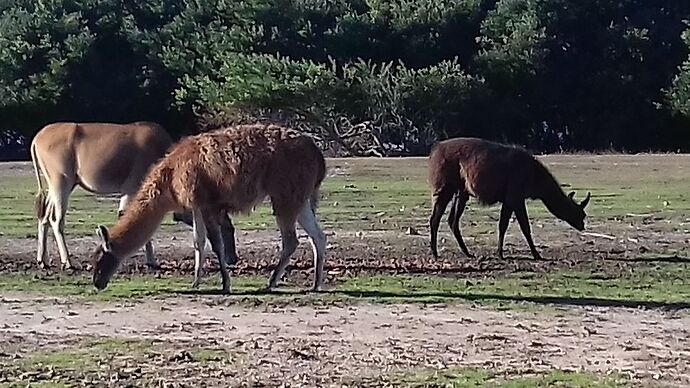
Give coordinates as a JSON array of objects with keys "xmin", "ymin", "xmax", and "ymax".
[
  {"xmin": 2, "ymin": 158, "xmax": 690, "ymax": 386},
  {"xmin": 2, "ymin": 293, "xmax": 690, "ymax": 386}
]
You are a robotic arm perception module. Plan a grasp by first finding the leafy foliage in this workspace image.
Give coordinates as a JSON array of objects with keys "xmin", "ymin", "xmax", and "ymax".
[{"xmin": 1, "ymin": 0, "xmax": 689, "ymax": 153}]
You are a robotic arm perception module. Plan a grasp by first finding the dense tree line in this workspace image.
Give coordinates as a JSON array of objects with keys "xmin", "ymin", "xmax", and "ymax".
[{"xmin": 1, "ymin": 0, "xmax": 690, "ymax": 155}]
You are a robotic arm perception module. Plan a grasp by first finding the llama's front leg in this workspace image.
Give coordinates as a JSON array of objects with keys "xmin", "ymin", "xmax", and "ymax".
[
  {"xmin": 191, "ymin": 209, "xmax": 207, "ymax": 289},
  {"xmin": 497, "ymin": 204, "xmax": 513, "ymax": 259}
]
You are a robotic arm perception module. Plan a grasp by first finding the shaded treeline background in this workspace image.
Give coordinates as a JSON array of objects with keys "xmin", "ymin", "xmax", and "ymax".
[{"xmin": 2, "ymin": 0, "xmax": 690, "ymax": 157}]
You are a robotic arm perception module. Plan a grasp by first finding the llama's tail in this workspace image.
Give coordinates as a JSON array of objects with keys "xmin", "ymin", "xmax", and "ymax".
[{"xmin": 31, "ymin": 142, "xmax": 47, "ymax": 220}]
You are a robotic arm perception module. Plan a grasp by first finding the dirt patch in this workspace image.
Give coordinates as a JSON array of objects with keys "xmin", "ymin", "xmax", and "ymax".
[{"xmin": 1, "ymin": 294, "xmax": 689, "ymax": 386}]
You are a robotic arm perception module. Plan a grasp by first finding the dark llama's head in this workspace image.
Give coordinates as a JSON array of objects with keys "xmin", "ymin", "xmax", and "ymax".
[{"xmin": 561, "ymin": 191, "xmax": 591, "ymax": 231}]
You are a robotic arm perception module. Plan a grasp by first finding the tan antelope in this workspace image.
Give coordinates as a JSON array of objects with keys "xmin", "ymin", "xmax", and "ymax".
[
  {"xmin": 428, "ymin": 137, "xmax": 591, "ymax": 260},
  {"xmin": 31, "ymin": 121, "xmax": 239, "ymax": 270},
  {"xmin": 91, "ymin": 124, "xmax": 327, "ymax": 294}
]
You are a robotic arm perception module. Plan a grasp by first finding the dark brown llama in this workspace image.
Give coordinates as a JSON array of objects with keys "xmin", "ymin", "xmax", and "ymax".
[{"xmin": 428, "ymin": 137, "xmax": 591, "ymax": 260}]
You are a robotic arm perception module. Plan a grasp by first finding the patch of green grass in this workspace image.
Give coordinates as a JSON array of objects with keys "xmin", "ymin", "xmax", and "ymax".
[
  {"xmin": 2, "ymin": 263, "xmax": 688, "ymax": 310},
  {"xmin": 4, "ymin": 155, "xmax": 690, "ymax": 238},
  {"xmin": 0, "ymin": 273, "xmax": 266, "ymax": 301},
  {"xmin": 0, "ymin": 338, "xmax": 235, "ymax": 387},
  {"xmin": 340, "ymin": 265, "xmax": 690, "ymax": 308},
  {"xmin": 360, "ymin": 368, "xmax": 628, "ymax": 388}
]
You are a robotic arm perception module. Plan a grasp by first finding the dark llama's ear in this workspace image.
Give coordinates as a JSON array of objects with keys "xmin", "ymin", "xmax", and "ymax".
[
  {"xmin": 567, "ymin": 191, "xmax": 575, "ymax": 200},
  {"xmin": 96, "ymin": 225, "xmax": 112, "ymax": 252},
  {"xmin": 579, "ymin": 192, "xmax": 591, "ymax": 209}
]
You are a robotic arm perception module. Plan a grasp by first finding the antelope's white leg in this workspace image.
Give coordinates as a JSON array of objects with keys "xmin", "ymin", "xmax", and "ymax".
[
  {"xmin": 297, "ymin": 204, "xmax": 327, "ymax": 291},
  {"xmin": 36, "ymin": 202, "xmax": 51, "ymax": 268},
  {"xmin": 267, "ymin": 215, "xmax": 298, "ymax": 291},
  {"xmin": 191, "ymin": 208, "xmax": 207, "ymax": 289},
  {"xmin": 50, "ymin": 185, "xmax": 73, "ymax": 269}
]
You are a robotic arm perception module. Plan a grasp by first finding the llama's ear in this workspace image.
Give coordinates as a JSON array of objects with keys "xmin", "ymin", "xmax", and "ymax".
[
  {"xmin": 580, "ymin": 192, "xmax": 591, "ymax": 209},
  {"xmin": 96, "ymin": 225, "xmax": 112, "ymax": 252},
  {"xmin": 567, "ymin": 191, "xmax": 575, "ymax": 200}
]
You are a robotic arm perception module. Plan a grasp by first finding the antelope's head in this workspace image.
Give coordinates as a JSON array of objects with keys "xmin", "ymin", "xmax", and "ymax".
[
  {"xmin": 91, "ymin": 225, "xmax": 120, "ymax": 290},
  {"xmin": 562, "ymin": 191, "xmax": 591, "ymax": 231}
]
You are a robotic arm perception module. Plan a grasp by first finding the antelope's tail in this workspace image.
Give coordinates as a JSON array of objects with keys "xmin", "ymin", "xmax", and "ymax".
[{"xmin": 31, "ymin": 142, "xmax": 47, "ymax": 220}]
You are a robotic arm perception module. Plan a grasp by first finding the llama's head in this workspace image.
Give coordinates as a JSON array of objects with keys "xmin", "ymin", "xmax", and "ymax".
[
  {"xmin": 561, "ymin": 191, "xmax": 591, "ymax": 231},
  {"xmin": 91, "ymin": 225, "xmax": 120, "ymax": 290}
]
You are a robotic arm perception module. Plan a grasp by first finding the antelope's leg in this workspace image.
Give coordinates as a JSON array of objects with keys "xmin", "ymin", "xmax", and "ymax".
[
  {"xmin": 205, "ymin": 212, "xmax": 230, "ymax": 293},
  {"xmin": 49, "ymin": 182, "xmax": 74, "ymax": 270},
  {"xmin": 297, "ymin": 203, "xmax": 327, "ymax": 292},
  {"xmin": 266, "ymin": 212, "xmax": 299, "ymax": 291},
  {"xmin": 191, "ymin": 209, "xmax": 208, "ymax": 289},
  {"xmin": 36, "ymin": 200, "xmax": 51, "ymax": 268},
  {"xmin": 220, "ymin": 213, "xmax": 239, "ymax": 265}
]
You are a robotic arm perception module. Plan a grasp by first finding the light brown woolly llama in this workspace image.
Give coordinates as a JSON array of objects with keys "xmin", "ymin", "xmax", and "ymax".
[
  {"xmin": 428, "ymin": 137, "xmax": 591, "ymax": 260},
  {"xmin": 91, "ymin": 124, "xmax": 327, "ymax": 293}
]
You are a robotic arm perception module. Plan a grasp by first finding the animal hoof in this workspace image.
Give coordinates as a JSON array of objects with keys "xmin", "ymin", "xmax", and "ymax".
[
  {"xmin": 38, "ymin": 261, "xmax": 50, "ymax": 270},
  {"xmin": 311, "ymin": 285, "xmax": 324, "ymax": 293},
  {"xmin": 147, "ymin": 262, "xmax": 162, "ymax": 270},
  {"xmin": 63, "ymin": 262, "xmax": 82, "ymax": 271}
]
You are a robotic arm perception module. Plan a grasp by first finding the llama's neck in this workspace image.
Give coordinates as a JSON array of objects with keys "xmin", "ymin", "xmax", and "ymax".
[
  {"xmin": 108, "ymin": 195, "xmax": 175, "ymax": 259},
  {"xmin": 535, "ymin": 164, "xmax": 572, "ymax": 220}
]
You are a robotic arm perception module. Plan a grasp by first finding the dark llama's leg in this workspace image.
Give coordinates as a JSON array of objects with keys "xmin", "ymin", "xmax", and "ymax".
[
  {"xmin": 266, "ymin": 208, "xmax": 299, "ymax": 291},
  {"xmin": 448, "ymin": 191, "xmax": 473, "ymax": 258},
  {"xmin": 205, "ymin": 212, "xmax": 230, "ymax": 293},
  {"xmin": 429, "ymin": 189, "xmax": 453, "ymax": 258},
  {"xmin": 497, "ymin": 204, "xmax": 513, "ymax": 259},
  {"xmin": 513, "ymin": 201, "xmax": 542, "ymax": 260}
]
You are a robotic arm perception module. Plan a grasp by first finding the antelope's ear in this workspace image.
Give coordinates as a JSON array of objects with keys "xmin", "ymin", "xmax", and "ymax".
[
  {"xmin": 567, "ymin": 191, "xmax": 575, "ymax": 200},
  {"xmin": 580, "ymin": 192, "xmax": 591, "ymax": 209},
  {"xmin": 96, "ymin": 225, "xmax": 112, "ymax": 252}
]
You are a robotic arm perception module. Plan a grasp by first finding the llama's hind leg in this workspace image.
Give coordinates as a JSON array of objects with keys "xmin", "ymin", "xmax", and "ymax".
[
  {"xmin": 297, "ymin": 204, "xmax": 327, "ymax": 292},
  {"xmin": 266, "ymin": 212, "xmax": 299, "ymax": 291},
  {"xmin": 448, "ymin": 191, "xmax": 473, "ymax": 258},
  {"xmin": 191, "ymin": 209, "xmax": 208, "ymax": 289},
  {"xmin": 513, "ymin": 201, "xmax": 542, "ymax": 260},
  {"xmin": 429, "ymin": 190, "xmax": 453, "ymax": 258},
  {"xmin": 220, "ymin": 214, "xmax": 239, "ymax": 265},
  {"xmin": 205, "ymin": 212, "xmax": 231, "ymax": 293}
]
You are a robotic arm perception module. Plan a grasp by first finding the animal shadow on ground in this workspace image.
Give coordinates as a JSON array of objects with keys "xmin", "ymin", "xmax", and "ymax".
[
  {"xmin": 603, "ymin": 255, "xmax": 690, "ymax": 264},
  {"xmin": 333, "ymin": 290, "xmax": 690, "ymax": 311}
]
